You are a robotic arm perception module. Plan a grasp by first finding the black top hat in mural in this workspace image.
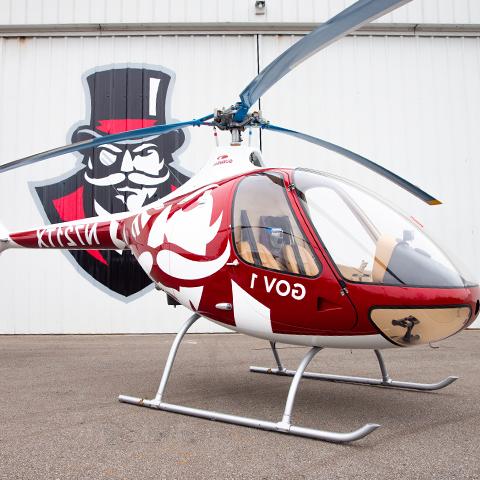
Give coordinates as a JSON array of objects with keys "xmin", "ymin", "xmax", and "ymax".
[{"xmin": 71, "ymin": 67, "xmax": 184, "ymax": 149}]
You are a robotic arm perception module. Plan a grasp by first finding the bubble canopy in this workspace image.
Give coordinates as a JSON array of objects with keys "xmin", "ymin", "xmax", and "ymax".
[{"xmin": 293, "ymin": 169, "xmax": 477, "ymax": 289}]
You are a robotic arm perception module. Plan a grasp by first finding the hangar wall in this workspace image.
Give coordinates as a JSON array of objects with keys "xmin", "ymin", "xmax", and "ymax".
[
  {"xmin": 0, "ymin": 0, "xmax": 480, "ymax": 27},
  {"xmin": 0, "ymin": 0, "xmax": 479, "ymax": 333}
]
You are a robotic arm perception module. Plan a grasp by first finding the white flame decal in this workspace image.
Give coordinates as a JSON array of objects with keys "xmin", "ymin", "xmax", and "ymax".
[
  {"xmin": 146, "ymin": 187, "xmax": 229, "ymax": 280},
  {"xmin": 147, "ymin": 205, "xmax": 172, "ymax": 248},
  {"xmin": 156, "ymin": 241, "xmax": 230, "ymax": 280},
  {"xmin": 138, "ymin": 251, "xmax": 154, "ymax": 275},
  {"xmin": 147, "ymin": 189, "xmax": 223, "ymax": 256}
]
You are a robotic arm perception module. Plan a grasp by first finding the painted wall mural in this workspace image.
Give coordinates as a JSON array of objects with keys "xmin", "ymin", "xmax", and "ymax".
[{"xmin": 34, "ymin": 66, "xmax": 189, "ymax": 297}]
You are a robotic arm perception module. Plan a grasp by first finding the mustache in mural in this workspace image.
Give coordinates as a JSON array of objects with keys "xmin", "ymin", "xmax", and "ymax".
[{"xmin": 84, "ymin": 168, "xmax": 171, "ymax": 187}]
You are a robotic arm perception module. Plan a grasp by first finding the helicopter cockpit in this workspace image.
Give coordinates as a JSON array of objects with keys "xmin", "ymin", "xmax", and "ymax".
[
  {"xmin": 233, "ymin": 169, "xmax": 474, "ymax": 289},
  {"xmin": 232, "ymin": 169, "xmax": 477, "ymax": 347},
  {"xmin": 232, "ymin": 172, "xmax": 320, "ymax": 277},
  {"xmin": 293, "ymin": 169, "xmax": 475, "ymax": 289}
]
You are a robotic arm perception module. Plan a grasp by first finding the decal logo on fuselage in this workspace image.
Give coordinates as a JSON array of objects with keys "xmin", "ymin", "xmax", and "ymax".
[
  {"xmin": 135, "ymin": 187, "xmax": 229, "ymax": 286},
  {"xmin": 36, "ymin": 224, "xmax": 100, "ymax": 248},
  {"xmin": 250, "ymin": 273, "xmax": 306, "ymax": 301},
  {"xmin": 213, "ymin": 154, "xmax": 233, "ymax": 166}
]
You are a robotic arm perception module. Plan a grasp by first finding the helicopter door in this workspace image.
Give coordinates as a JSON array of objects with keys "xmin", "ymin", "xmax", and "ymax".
[{"xmin": 230, "ymin": 172, "xmax": 357, "ymax": 337}]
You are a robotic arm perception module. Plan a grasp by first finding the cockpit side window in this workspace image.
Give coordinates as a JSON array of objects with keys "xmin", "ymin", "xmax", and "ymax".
[
  {"xmin": 297, "ymin": 183, "xmax": 377, "ymax": 283},
  {"xmin": 232, "ymin": 173, "xmax": 320, "ymax": 277}
]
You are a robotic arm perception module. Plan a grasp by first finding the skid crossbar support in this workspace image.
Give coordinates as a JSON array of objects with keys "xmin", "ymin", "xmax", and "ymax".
[
  {"xmin": 270, "ymin": 341, "xmax": 286, "ymax": 372},
  {"xmin": 250, "ymin": 345, "xmax": 458, "ymax": 391},
  {"xmin": 118, "ymin": 315, "xmax": 380, "ymax": 443}
]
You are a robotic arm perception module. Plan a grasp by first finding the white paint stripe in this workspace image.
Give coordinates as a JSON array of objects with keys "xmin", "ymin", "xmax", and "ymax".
[
  {"xmin": 249, "ymin": 331, "xmax": 396, "ymax": 350},
  {"xmin": 140, "ymin": 211, "xmax": 152, "ymax": 228},
  {"xmin": 231, "ymin": 280, "xmax": 272, "ymax": 335},
  {"xmin": 206, "ymin": 319, "xmax": 396, "ymax": 349},
  {"xmin": 149, "ymin": 78, "xmax": 160, "ymax": 116},
  {"xmin": 161, "ymin": 285, "xmax": 204, "ymax": 311},
  {"xmin": 178, "ymin": 184, "xmax": 219, "ymax": 204},
  {"xmin": 147, "ymin": 205, "xmax": 172, "ymax": 248},
  {"xmin": 138, "ymin": 251, "xmax": 154, "ymax": 275},
  {"xmin": 132, "ymin": 215, "xmax": 140, "ymax": 238},
  {"xmin": 109, "ymin": 220, "xmax": 126, "ymax": 250},
  {"xmin": 156, "ymin": 241, "xmax": 230, "ymax": 280},
  {"xmin": 179, "ymin": 286, "xmax": 204, "ymax": 310}
]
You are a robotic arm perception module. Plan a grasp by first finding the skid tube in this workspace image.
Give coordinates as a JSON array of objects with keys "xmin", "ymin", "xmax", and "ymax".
[
  {"xmin": 250, "ymin": 343, "xmax": 458, "ymax": 391},
  {"xmin": 118, "ymin": 314, "xmax": 380, "ymax": 443}
]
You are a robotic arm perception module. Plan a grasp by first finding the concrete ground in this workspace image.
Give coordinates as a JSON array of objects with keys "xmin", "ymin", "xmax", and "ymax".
[{"xmin": 0, "ymin": 330, "xmax": 479, "ymax": 480}]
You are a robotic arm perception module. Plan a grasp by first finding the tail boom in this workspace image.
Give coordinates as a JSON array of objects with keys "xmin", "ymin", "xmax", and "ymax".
[{"xmin": 4, "ymin": 217, "xmax": 128, "ymax": 252}]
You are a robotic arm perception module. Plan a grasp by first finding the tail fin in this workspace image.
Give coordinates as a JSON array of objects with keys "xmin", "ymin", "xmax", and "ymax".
[{"xmin": 0, "ymin": 221, "xmax": 9, "ymax": 254}]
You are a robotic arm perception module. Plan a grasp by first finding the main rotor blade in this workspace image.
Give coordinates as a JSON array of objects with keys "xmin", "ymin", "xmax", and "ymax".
[
  {"xmin": 0, "ymin": 114, "xmax": 213, "ymax": 174},
  {"xmin": 264, "ymin": 123, "xmax": 441, "ymax": 206},
  {"xmin": 235, "ymin": 0, "xmax": 411, "ymax": 121}
]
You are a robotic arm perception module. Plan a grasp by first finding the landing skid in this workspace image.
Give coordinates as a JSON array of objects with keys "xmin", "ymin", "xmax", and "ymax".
[
  {"xmin": 250, "ymin": 343, "xmax": 458, "ymax": 391},
  {"xmin": 118, "ymin": 315, "xmax": 379, "ymax": 443}
]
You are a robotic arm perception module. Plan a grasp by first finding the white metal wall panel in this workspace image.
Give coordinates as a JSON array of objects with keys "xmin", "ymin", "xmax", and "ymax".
[
  {"xmin": 1, "ymin": 31, "xmax": 479, "ymax": 332},
  {"xmin": 259, "ymin": 34, "xmax": 480, "ymax": 328},
  {"xmin": 0, "ymin": 0, "xmax": 479, "ymax": 27},
  {"xmin": 0, "ymin": 34, "xmax": 258, "ymax": 333}
]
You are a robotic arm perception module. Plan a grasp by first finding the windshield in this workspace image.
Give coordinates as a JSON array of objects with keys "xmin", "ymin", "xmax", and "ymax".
[{"xmin": 294, "ymin": 169, "xmax": 476, "ymax": 288}]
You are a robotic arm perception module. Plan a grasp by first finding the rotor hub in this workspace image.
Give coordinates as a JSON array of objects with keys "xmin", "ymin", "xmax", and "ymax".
[
  {"xmin": 212, "ymin": 105, "xmax": 266, "ymax": 131},
  {"xmin": 212, "ymin": 105, "xmax": 267, "ymax": 144}
]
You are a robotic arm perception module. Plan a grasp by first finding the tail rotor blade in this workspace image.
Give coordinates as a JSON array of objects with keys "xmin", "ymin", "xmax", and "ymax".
[
  {"xmin": 264, "ymin": 123, "xmax": 441, "ymax": 206},
  {"xmin": 0, "ymin": 114, "xmax": 213, "ymax": 174},
  {"xmin": 234, "ymin": 0, "xmax": 411, "ymax": 121}
]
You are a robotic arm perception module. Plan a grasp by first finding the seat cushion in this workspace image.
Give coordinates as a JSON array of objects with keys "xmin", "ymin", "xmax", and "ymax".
[
  {"xmin": 283, "ymin": 245, "xmax": 319, "ymax": 276},
  {"xmin": 237, "ymin": 241, "xmax": 282, "ymax": 271},
  {"xmin": 372, "ymin": 235, "xmax": 397, "ymax": 283}
]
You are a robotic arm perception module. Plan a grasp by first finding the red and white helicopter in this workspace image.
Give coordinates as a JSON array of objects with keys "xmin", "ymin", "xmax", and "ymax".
[{"xmin": 1, "ymin": 0, "xmax": 478, "ymax": 443}]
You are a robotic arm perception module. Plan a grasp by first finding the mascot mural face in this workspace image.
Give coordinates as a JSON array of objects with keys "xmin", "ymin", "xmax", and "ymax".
[{"xmin": 35, "ymin": 66, "xmax": 189, "ymax": 297}]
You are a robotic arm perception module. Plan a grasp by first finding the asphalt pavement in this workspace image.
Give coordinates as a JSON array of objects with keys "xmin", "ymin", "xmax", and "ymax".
[{"xmin": 1, "ymin": 330, "xmax": 479, "ymax": 479}]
